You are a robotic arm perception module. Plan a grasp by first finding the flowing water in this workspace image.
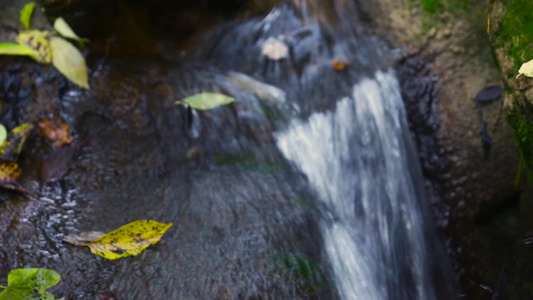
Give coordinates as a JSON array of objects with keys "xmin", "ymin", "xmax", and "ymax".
[{"xmin": 277, "ymin": 70, "xmax": 444, "ymax": 299}]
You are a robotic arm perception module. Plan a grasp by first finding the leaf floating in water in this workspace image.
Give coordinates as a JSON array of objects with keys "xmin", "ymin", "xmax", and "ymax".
[
  {"xmin": 20, "ymin": 2, "xmax": 36, "ymax": 30},
  {"xmin": 49, "ymin": 36, "xmax": 89, "ymax": 89},
  {"xmin": 0, "ymin": 43, "xmax": 34, "ymax": 57},
  {"xmin": 332, "ymin": 59, "xmax": 351, "ymax": 71},
  {"xmin": 175, "ymin": 93, "xmax": 235, "ymax": 110},
  {"xmin": 15, "ymin": 30, "xmax": 52, "ymax": 63},
  {"xmin": 261, "ymin": 37, "xmax": 289, "ymax": 60},
  {"xmin": 86, "ymin": 220, "xmax": 173, "ymax": 260},
  {"xmin": 517, "ymin": 59, "xmax": 533, "ymax": 78},
  {"xmin": 64, "ymin": 231, "xmax": 106, "ymax": 246},
  {"xmin": 0, "ymin": 268, "xmax": 62, "ymax": 300},
  {"xmin": 39, "ymin": 118, "xmax": 74, "ymax": 149},
  {"xmin": 0, "ymin": 124, "xmax": 34, "ymax": 162},
  {"xmin": 53, "ymin": 17, "xmax": 89, "ymax": 43}
]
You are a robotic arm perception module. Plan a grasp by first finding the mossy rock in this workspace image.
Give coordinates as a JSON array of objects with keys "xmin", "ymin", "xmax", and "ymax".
[{"xmin": 489, "ymin": 0, "xmax": 533, "ymax": 170}]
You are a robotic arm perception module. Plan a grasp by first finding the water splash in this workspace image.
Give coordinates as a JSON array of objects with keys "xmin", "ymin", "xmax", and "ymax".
[{"xmin": 276, "ymin": 70, "xmax": 439, "ymax": 300}]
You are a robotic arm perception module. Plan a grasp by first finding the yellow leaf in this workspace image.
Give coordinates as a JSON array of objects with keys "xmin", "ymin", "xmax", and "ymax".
[
  {"xmin": 175, "ymin": 93, "xmax": 235, "ymax": 110},
  {"xmin": 0, "ymin": 123, "xmax": 34, "ymax": 162},
  {"xmin": 53, "ymin": 17, "xmax": 89, "ymax": 42},
  {"xmin": 16, "ymin": 30, "xmax": 52, "ymax": 63},
  {"xmin": 87, "ymin": 220, "xmax": 173, "ymax": 260},
  {"xmin": 20, "ymin": 2, "xmax": 36, "ymax": 30},
  {"xmin": 517, "ymin": 59, "xmax": 533, "ymax": 78},
  {"xmin": 0, "ymin": 161, "xmax": 24, "ymax": 192},
  {"xmin": 49, "ymin": 36, "xmax": 89, "ymax": 89}
]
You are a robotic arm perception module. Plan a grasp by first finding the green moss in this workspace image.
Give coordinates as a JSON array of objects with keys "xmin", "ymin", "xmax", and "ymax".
[
  {"xmin": 272, "ymin": 254, "xmax": 326, "ymax": 294},
  {"xmin": 422, "ymin": 0, "xmax": 441, "ymax": 14},
  {"xmin": 499, "ymin": 0, "xmax": 533, "ymax": 69},
  {"xmin": 418, "ymin": 0, "xmax": 468, "ymax": 14},
  {"xmin": 214, "ymin": 152, "xmax": 283, "ymax": 172},
  {"xmin": 509, "ymin": 109, "xmax": 533, "ymax": 171}
]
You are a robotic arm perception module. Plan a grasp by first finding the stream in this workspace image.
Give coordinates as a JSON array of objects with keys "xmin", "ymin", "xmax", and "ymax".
[{"xmin": 0, "ymin": 1, "xmax": 457, "ymax": 299}]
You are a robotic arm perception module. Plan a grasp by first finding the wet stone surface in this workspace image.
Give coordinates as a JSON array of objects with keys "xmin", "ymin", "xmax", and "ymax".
[{"xmin": 0, "ymin": 56, "xmax": 341, "ymax": 299}]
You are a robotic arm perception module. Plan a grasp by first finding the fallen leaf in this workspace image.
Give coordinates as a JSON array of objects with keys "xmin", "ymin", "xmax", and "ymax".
[
  {"xmin": 64, "ymin": 231, "xmax": 105, "ymax": 246},
  {"xmin": 15, "ymin": 30, "xmax": 52, "ymax": 64},
  {"xmin": 0, "ymin": 268, "xmax": 61, "ymax": 300},
  {"xmin": 39, "ymin": 118, "xmax": 74, "ymax": 148},
  {"xmin": 0, "ymin": 124, "xmax": 7, "ymax": 147},
  {"xmin": 517, "ymin": 59, "xmax": 533, "ymax": 78},
  {"xmin": 0, "ymin": 43, "xmax": 34, "ymax": 57},
  {"xmin": 49, "ymin": 36, "xmax": 89, "ymax": 89},
  {"xmin": 261, "ymin": 37, "xmax": 289, "ymax": 60},
  {"xmin": 20, "ymin": 2, "xmax": 36, "ymax": 30},
  {"xmin": 53, "ymin": 17, "xmax": 89, "ymax": 43},
  {"xmin": 87, "ymin": 220, "xmax": 173, "ymax": 260},
  {"xmin": 175, "ymin": 93, "xmax": 235, "ymax": 110},
  {"xmin": 332, "ymin": 59, "xmax": 350, "ymax": 71},
  {"xmin": 0, "ymin": 160, "xmax": 26, "ymax": 193},
  {"xmin": 0, "ymin": 124, "xmax": 34, "ymax": 162}
]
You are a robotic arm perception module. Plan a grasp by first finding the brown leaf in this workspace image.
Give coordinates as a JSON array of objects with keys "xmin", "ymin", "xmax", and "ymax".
[
  {"xmin": 39, "ymin": 118, "xmax": 74, "ymax": 149},
  {"xmin": 332, "ymin": 59, "xmax": 351, "ymax": 71}
]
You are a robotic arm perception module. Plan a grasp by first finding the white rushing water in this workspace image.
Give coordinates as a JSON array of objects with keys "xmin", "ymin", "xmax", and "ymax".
[{"xmin": 276, "ymin": 70, "xmax": 436, "ymax": 300}]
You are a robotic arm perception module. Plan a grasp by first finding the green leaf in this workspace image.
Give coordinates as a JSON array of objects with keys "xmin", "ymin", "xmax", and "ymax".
[
  {"xmin": 49, "ymin": 36, "xmax": 89, "ymax": 89},
  {"xmin": 87, "ymin": 220, "xmax": 173, "ymax": 260},
  {"xmin": 175, "ymin": 93, "xmax": 235, "ymax": 110},
  {"xmin": 53, "ymin": 17, "xmax": 89, "ymax": 42},
  {"xmin": 20, "ymin": 2, "xmax": 36, "ymax": 30},
  {"xmin": 16, "ymin": 30, "xmax": 52, "ymax": 63},
  {"xmin": 517, "ymin": 59, "xmax": 533, "ymax": 78},
  {"xmin": 0, "ymin": 43, "xmax": 34, "ymax": 57},
  {"xmin": 0, "ymin": 268, "xmax": 61, "ymax": 300}
]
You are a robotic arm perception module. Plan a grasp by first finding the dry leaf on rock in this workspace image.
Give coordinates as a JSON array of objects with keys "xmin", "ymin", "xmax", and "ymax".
[
  {"xmin": 86, "ymin": 220, "xmax": 173, "ymax": 260},
  {"xmin": 0, "ymin": 160, "xmax": 24, "ymax": 193},
  {"xmin": 261, "ymin": 37, "xmax": 288, "ymax": 60},
  {"xmin": 39, "ymin": 118, "xmax": 74, "ymax": 148},
  {"xmin": 53, "ymin": 17, "xmax": 89, "ymax": 42},
  {"xmin": 0, "ymin": 124, "xmax": 34, "ymax": 162},
  {"xmin": 175, "ymin": 93, "xmax": 235, "ymax": 110},
  {"xmin": 332, "ymin": 59, "xmax": 350, "ymax": 71},
  {"xmin": 16, "ymin": 30, "xmax": 52, "ymax": 64},
  {"xmin": 517, "ymin": 59, "xmax": 533, "ymax": 78},
  {"xmin": 49, "ymin": 36, "xmax": 89, "ymax": 89}
]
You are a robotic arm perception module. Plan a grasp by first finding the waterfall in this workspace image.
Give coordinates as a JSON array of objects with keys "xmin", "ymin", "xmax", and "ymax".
[{"xmin": 276, "ymin": 70, "xmax": 439, "ymax": 299}]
